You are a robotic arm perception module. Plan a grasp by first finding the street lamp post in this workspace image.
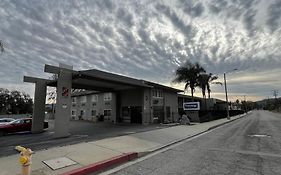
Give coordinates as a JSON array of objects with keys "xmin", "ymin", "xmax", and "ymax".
[{"xmin": 224, "ymin": 69, "xmax": 238, "ymax": 120}]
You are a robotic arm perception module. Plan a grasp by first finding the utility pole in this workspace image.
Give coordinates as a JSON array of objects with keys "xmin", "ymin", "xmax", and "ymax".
[
  {"xmin": 244, "ymin": 95, "xmax": 247, "ymax": 113},
  {"xmin": 223, "ymin": 68, "xmax": 238, "ymax": 120},
  {"xmin": 224, "ymin": 73, "xmax": 230, "ymax": 119},
  {"xmin": 272, "ymin": 90, "xmax": 279, "ymax": 109}
]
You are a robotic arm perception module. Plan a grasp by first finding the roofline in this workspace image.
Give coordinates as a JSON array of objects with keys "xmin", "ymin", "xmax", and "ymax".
[
  {"xmin": 79, "ymin": 69, "xmax": 152, "ymax": 88},
  {"xmin": 41, "ymin": 64, "xmax": 185, "ymax": 93},
  {"xmin": 143, "ymin": 81, "xmax": 183, "ymax": 92}
]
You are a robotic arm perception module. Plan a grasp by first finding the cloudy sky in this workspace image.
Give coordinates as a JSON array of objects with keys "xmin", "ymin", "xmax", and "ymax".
[{"xmin": 0, "ymin": 0, "xmax": 281, "ymax": 102}]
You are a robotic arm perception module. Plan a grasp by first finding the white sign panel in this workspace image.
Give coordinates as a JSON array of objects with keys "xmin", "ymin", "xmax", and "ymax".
[{"xmin": 183, "ymin": 102, "xmax": 200, "ymax": 111}]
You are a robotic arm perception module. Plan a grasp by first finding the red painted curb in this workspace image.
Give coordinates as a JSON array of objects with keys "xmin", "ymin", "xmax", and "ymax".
[{"xmin": 61, "ymin": 152, "xmax": 138, "ymax": 175}]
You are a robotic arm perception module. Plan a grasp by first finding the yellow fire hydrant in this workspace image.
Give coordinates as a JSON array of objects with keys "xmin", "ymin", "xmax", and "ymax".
[{"xmin": 15, "ymin": 146, "xmax": 34, "ymax": 175}]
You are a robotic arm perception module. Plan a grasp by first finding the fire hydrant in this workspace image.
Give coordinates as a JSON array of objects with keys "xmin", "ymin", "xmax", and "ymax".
[{"xmin": 15, "ymin": 146, "xmax": 34, "ymax": 175}]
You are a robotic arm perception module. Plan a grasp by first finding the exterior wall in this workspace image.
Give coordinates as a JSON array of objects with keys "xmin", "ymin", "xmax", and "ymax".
[
  {"xmin": 164, "ymin": 91, "xmax": 179, "ymax": 122},
  {"xmin": 150, "ymin": 88, "xmax": 179, "ymax": 123},
  {"xmin": 120, "ymin": 89, "xmax": 142, "ymax": 106},
  {"xmin": 151, "ymin": 89, "xmax": 164, "ymax": 123},
  {"xmin": 70, "ymin": 89, "xmax": 180, "ymax": 125},
  {"xmin": 142, "ymin": 88, "xmax": 152, "ymax": 124},
  {"xmin": 71, "ymin": 93, "xmax": 116, "ymax": 122},
  {"xmin": 206, "ymin": 98, "xmax": 216, "ymax": 110},
  {"xmin": 186, "ymin": 111, "xmax": 200, "ymax": 122},
  {"xmin": 119, "ymin": 89, "xmax": 143, "ymax": 123},
  {"xmin": 111, "ymin": 93, "xmax": 117, "ymax": 123},
  {"xmin": 215, "ymin": 103, "xmax": 228, "ymax": 110}
]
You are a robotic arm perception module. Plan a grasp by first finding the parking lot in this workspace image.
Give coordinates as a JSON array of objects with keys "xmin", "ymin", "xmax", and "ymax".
[{"xmin": 0, "ymin": 120, "xmax": 169, "ymax": 157}]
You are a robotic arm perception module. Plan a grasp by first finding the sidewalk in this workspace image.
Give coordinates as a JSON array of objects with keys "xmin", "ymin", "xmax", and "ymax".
[{"xmin": 0, "ymin": 114, "xmax": 246, "ymax": 175}]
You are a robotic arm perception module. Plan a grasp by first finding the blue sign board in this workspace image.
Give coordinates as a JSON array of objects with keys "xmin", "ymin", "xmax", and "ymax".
[{"xmin": 183, "ymin": 102, "xmax": 200, "ymax": 111}]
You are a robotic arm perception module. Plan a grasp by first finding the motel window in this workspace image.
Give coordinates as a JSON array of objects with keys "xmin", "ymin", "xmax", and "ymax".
[
  {"xmin": 157, "ymin": 91, "xmax": 161, "ymax": 98},
  {"xmin": 104, "ymin": 109, "xmax": 111, "ymax": 116},
  {"xmin": 80, "ymin": 110, "xmax": 85, "ymax": 116},
  {"xmin": 72, "ymin": 97, "xmax": 77, "ymax": 103},
  {"xmin": 104, "ymin": 93, "xmax": 112, "ymax": 101},
  {"xmin": 152, "ymin": 90, "xmax": 163, "ymax": 98},
  {"xmin": 81, "ymin": 96, "xmax": 87, "ymax": 104},
  {"xmin": 152, "ymin": 90, "xmax": 157, "ymax": 97},
  {"xmin": 71, "ymin": 110, "xmax": 76, "ymax": 116},
  {"xmin": 91, "ymin": 95, "xmax": 98, "ymax": 102},
  {"xmin": 91, "ymin": 110, "xmax": 97, "ymax": 116}
]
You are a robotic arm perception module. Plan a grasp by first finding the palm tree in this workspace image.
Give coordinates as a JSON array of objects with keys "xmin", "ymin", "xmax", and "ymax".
[
  {"xmin": 173, "ymin": 61, "xmax": 206, "ymax": 101},
  {"xmin": 206, "ymin": 73, "xmax": 222, "ymax": 99},
  {"xmin": 198, "ymin": 73, "xmax": 222, "ymax": 110},
  {"xmin": 198, "ymin": 74, "xmax": 209, "ymax": 99}
]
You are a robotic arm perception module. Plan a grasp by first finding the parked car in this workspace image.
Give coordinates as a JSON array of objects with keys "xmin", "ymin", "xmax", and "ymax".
[
  {"xmin": 0, "ymin": 118, "xmax": 15, "ymax": 125},
  {"xmin": 0, "ymin": 118, "xmax": 48, "ymax": 136}
]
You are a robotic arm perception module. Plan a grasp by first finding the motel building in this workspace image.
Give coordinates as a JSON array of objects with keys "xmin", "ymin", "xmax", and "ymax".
[
  {"xmin": 24, "ymin": 64, "xmax": 181, "ymax": 138},
  {"xmin": 70, "ymin": 82, "xmax": 181, "ymax": 124}
]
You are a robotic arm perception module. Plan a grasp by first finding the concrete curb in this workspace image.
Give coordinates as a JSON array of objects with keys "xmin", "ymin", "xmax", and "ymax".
[{"xmin": 61, "ymin": 152, "xmax": 138, "ymax": 175}]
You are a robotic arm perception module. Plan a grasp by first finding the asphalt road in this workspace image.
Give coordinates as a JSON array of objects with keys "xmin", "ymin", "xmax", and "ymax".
[
  {"xmin": 0, "ymin": 120, "xmax": 168, "ymax": 157},
  {"xmin": 111, "ymin": 110, "xmax": 281, "ymax": 175}
]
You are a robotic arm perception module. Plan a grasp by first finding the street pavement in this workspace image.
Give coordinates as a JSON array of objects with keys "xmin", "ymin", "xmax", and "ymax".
[{"xmin": 108, "ymin": 110, "xmax": 281, "ymax": 175}]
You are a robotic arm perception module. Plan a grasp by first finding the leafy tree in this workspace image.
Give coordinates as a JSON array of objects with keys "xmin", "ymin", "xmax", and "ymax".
[
  {"xmin": 235, "ymin": 99, "xmax": 240, "ymax": 109},
  {"xmin": 173, "ymin": 61, "xmax": 205, "ymax": 101},
  {"xmin": 0, "ymin": 88, "xmax": 33, "ymax": 114}
]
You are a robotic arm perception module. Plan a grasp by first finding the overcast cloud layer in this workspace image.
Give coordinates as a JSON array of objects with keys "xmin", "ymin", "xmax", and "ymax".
[{"xmin": 0, "ymin": 0, "xmax": 281, "ymax": 101}]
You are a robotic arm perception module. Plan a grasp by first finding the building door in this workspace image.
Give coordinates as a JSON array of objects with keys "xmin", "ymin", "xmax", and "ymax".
[
  {"xmin": 166, "ymin": 106, "xmax": 171, "ymax": 121},
  {"xmin": 130, "ymin": 106, "xmax": 142, "ymax": 124},
  {"xmin": 153, "ymin": 106, "xmax": 164, "ymax": 123},
  {"xmin": 121, "ymin": 107, "xmax": 130, "ymax": 123}
]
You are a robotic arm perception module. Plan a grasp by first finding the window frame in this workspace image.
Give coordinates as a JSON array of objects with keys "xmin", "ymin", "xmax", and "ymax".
[
  {"xmin": 91, "ymin": 94, "xmax": 98, "ymax": 102},
  {"xmin": 71, "ymin": 110, "xmax": 76, "ymax": 116},
  {"xmin": 104, "ymin": 93, "xmax": 112, "ymax": 101},
  {"xmin": 103, "ymin": 109, "xmax": 111, "ymax": 116}
]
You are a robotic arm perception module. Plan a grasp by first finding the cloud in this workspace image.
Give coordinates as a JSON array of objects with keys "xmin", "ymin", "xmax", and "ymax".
[
  {"xmin": 181, "ymin": 1, "xmax": 205, "ymax": 18},
  {"xmin": 208, "ymin": 0, "xmax": 228, "ymax": 14},
  {"xmin": 0, "ymin": 0, "xmax": 280, "ymax": 101},
  {"xmin": 266, "ymin": 0, "xmax": 281, "ymax": 32}
]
